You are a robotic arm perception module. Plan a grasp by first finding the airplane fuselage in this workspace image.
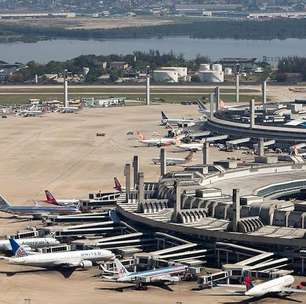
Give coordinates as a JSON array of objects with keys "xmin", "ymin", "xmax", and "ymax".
[
  {"xmin": 1, "ymin": 205, "xmax": 80, "ymax": 216},
  {"xmin": 8, "ymin": 249, "xmax": 114, "ymax": 268},
  {"xmin": 245, "ymin": 275, "xmax": 295, "ymax": 297},
  {"xmin": 0, "ymin": 237, "xmax": 59, "ymax": 252},
  {"xmin": 118, "ymin": 265, "xmax": 187, "ymax": 283}
]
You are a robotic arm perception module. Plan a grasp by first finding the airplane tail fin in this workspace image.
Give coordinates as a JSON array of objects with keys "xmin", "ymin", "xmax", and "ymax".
[
  {"xmin": 185, "ymin": 151, "xmax": 194, "ymax": 162},
  {"xmin": 220, "ymin": 100, "xmax": 226, "ymax": 110},
  {"xmin": 196, "ymin": 99, "xmax": 208, "ymax": 113},
  {"xmin": 9, "ymin": 239, "xmax": 29, "ymax": 257},
  {"xmin": 175, "ymin": 137, "xmax": 181, "ymax": 146},
  {"xmin": 136, "ymin": 131, "xmax": 145, "ymax": 141},
  {"xmin": 114, "ymin": 259, "xmax": 130, "ymax": 278},
  {"xmin": 0, "ymin": 194, "xmax": 10, "ymax": 209},
  {"xmin": 44, "ymin": 190, "xmax": 58, "ymax": 205},
  {"xmin": 243, "ymin": 273, "xmax": 254, "ymax": 291},
  {"xmin": 114, "ymin": 177, "xmax": 122, "ymax": 192},
  {"xmin": 161, "ymin": 111, "xmax": 168, "ymax": 121}
]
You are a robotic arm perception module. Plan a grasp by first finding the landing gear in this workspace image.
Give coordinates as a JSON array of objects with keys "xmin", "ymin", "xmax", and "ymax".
[{"xmin": 135, "ymin": 281, "xmax": 147, "ymax": 290}]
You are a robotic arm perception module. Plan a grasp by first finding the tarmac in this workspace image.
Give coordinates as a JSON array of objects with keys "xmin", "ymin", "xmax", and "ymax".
[{"xmin": 0, "ymin": 104, "xmax": 305, "ymax": 303}]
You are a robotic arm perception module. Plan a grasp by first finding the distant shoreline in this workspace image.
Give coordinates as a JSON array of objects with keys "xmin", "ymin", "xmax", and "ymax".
[{"xmin": 1, "ymin": 18, "xmax": 306, "ymax": 43}]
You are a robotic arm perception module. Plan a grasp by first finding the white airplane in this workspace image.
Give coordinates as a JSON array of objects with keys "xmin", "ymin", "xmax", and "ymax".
[
  {"xmin": 136, "ymin": 132, "xmax": 178, "ymax": 147},
  {"xmin": 2, "ymin": 239, "xmax": 115, "ymax": 271},
  {"xmin": 161, "ymin": 111, "xmax": 195, "ymax": 127},
  {"xmin": 212, "ymin": 274, "xmax": 306, "ymax": 301},
  {"xmin": 152, "ymin": 151, "xmax": 194, "ymax": 166},
  {"xmin": 175, "ymin": 138, "xmax": 204, "ymax": 152},
  {"xmin": 0, "ymin": 237, "xmax": 59, "ymax": 252},
  {"xmin": 0, "ymin": 193, "xmax": 80, "ymax": 218},
  {"xmin": 102, "ymin": 258, "xmax": 187, "ymax": 290},
  {"xmin": 43, "ymin": 190, "xmax": 80, "ymax": 207}
]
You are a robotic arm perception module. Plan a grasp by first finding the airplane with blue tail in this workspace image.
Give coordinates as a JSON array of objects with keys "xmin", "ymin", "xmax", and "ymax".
[{"xmin": 0, "ymin": 239, "xmax": 114, "ymax": 278}]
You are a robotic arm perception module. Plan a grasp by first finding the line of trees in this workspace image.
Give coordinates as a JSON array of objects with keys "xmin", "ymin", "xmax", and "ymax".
[
  {"xmin": 2, "ymin": 18, "xmax": 306, "ymax": 41},
  {"xmin": 12, "ymin": 51, "xmax": 210, "ymax": 83},
  {"xmin": 276, "ymin": 56, "xmax": 306, "ymax": 81}
]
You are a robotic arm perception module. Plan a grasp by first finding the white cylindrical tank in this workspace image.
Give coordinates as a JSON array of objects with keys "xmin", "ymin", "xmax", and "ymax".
[
  {"xmin": 160, "ymin": 67, "xmax": 187, "ymax": 77},
  {"xmin": 83, "ymin": 67, "xmax": 90, "ymax": 76},
  {"xmin": 153, "ymin": 70, "xmax": 179, "ymax": 83},
  {"xmin": 224, "ymin": 67, "xmax": 233, "ymax": 76},
  {"xmin": 199, "ymin": 64, "xmax": 210, "ymax": 71},
  {"xmin": 212, "ymin": 64, "xmax": 223, "ymax": 72},
  {"xmin": 198, "ymin": 70, "xmax": 224, "ymax": 83}
]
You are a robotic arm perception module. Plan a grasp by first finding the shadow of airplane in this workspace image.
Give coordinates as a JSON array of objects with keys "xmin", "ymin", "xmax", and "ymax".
[
  {"xmin": 0, "ymin": 267, "xmax": 76, "ymax": 279},
  {"xmin": 221, "ymin": 294, "xmax": 302, "ymax": 304},
  {"xmin": 96, "ymin": 282, "xmax": 174, "ymax": 292}
]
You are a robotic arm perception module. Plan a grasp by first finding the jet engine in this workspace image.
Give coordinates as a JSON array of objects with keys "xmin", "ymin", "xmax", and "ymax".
[{"xmin": 80, "ymin": 260, "xmax": 93, "ymax": 269}]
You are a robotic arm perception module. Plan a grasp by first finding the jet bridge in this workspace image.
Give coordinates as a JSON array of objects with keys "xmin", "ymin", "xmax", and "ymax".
[
  {"xmin": 198, "ymin": 243, "xmax": 292, "ymax": 289},
  {"xmin": 205, "ymin": 135, "xmax": 228, "ymax": 143},
  {"xmin": 216, "ymin": 242, "xmax": 291, "ymax": 277},
  {"xmin": 226, "ymin": 137, "xmax": 251, "ymax": 147},
  {"xmin": 41, "ymin": 221, "xmax": 128, "ymax": 238},
  {"xmin": 45, "ymin": 212, "xmax": 110, "ymax": 223}
]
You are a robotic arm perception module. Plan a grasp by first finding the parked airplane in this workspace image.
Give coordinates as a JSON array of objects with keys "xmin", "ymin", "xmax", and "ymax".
[
  {"xmin": 0, "ymin": 237, "xmax": 59, "ymax": 252},
  {"xmin": 212, "ymin": 274, "xmax": 306, "ymax": 301},
  {"xmin": 2, "ymin": 239, "xmax": 115, "ymax": 271},
  {"xmin": 102, "ymin": 258, "xmax": 187, "ymax": 290},
  {"xmin": 0, "ymin": 194, "xmax": 80, "ymax": 218},
  {"xmin": 161, "ymin": 111, "xmax": 195, "ymax": 127},
  {"xmin": 43, "ymin": 190, "xmax": 80, "ymax": 207},
  {"xmin": 175, "ymin": 138, "xmax": 204, "ymax": 152},
  {"xmin": 152, "ymin": 151, "xmax": 194, "ymax": 166},
  {"xmin": 137, "ymin": 132, "xmax": 178, "ymax": 147}
]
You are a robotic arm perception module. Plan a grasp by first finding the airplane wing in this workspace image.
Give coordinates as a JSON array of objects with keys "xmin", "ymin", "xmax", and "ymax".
[
  {"xmin": 52, "ymin": 258, "xmax": 82, "ymax": 268},
  {"xmin": 216, "ymin": 284, "xmax": 246, "ymax": 289},
  {"xmin": 143, "ymin": 274, "xmax": 180, "ymax": 283},
  {"xmin": 154, "ymin": 275, "xmax": 177, "ymax": 282},
  {"xmin": 282, "ymin": 288, "xmax": 306, "ymax": 293},
  {"xmin": 200, "ymin": 290, "xmax": 245, "ymax": 296},
  {"xmin": 199, "ymin": 284, "xmax": 245, "ymax": 296}
]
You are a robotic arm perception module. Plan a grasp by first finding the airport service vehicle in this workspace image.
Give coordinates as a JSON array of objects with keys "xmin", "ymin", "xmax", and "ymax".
[
  {"xmin": 161, "ymin": 111, "xmax": 195, "ymax": 127},
  {"xmin": 137, "ymin": 132, "xmax": 178, "ymax": 147},
  {"xmin": 16, "ymin": 105, "xmax": 44, "ymax": 117},
  {"xmin": 104, "ymin": 259, "xmax": 187, "ymax": 289},
  {"xmin": 214, "ymin": 275, "xmax": 306, "ymax": 300},
  {"xmin": 44, "ymin": 190, "xmax": 80, "ymax": 207},
  {"xmin": 3, "ymin": 239, "xmax": 114, "ymax": 270},
  {"xmin": 56, "ymin": 106, "xmax": 79, "ymax": 113},
  {"xmin": 152, "ymin": 151, "xmax": 194, "ymax": 166},
  {"xmin": 0, "ymin": 194, "xmax": 80, "ymax": 218},
  {"xmin": 0, "ymin": 237, "xmax": 59, "ymax": 252}
]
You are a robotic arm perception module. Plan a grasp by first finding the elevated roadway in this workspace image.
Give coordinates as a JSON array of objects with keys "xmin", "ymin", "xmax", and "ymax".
[{"xmin": 205, "ymin": 114, "xmax": 306, "ymax": 142}]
